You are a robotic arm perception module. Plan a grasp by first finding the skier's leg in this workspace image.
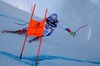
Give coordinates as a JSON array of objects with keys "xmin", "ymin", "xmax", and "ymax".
[
  {"xmin": 2, "ymin": 30, "xmax": 17, "ymax": 33},
  {"xmin": 2, "ymin": 28, "xmax": 27, "ymax": 34},
  {"xmin": 17, "ymin": 28, "xmax": 27, "ymax": 34},
  {"xmin": 28, "ymin": 36, "xmax": 41, "ymax": 43},
  {"xmin": 28, "ymin": 28, "xmax": 53, "ymax": 43},
  {"xmin": 44, "ymin": 28, "xmax": 52, "ymax": 36}
]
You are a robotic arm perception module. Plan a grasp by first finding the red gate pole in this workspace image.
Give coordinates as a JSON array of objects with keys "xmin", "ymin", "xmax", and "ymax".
[
  {"xmin": 30, "ymin": 4, "xmax": 36, "ymax": 20},
  {"xmin": 36, "ymin": 8, "xmax": 48, "ymax": 66},
  {"xmin": 36, "ymin": 36, "xmax": 43, "ymax": 66},
  {"xmin": 19, "ymin": 35, "xmax": 28, "ymax": 59},
  {"xmin": 19, "ymin": 4, "xmax": 36, "ymax": 60}
]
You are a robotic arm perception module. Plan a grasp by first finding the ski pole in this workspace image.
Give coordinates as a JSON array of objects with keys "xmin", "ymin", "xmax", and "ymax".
[
  {"xmin": 74, "ymin": 24, "xmax": 88, "ymax": 33},
  {"xmin": 58, "ymin": 23, "xmax": 66, "ymax": 30},
  {"xmin": 58, "ymin": 23, "xmax": 88, "ymax": 33}
]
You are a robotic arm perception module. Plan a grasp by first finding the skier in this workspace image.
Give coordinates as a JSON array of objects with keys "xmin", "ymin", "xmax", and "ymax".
[
  {"xmin": 28, "ymin": 13, "xmax": 76, "ymax": 42},
  {"xmin": 2, "ymin": 13, "xmax": 76, "ymax": 42}
]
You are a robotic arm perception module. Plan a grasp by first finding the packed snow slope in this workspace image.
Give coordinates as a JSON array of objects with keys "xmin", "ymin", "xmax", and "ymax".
[{"xmin": 0, "ymin": 0, "xmax": 100, "ymax": 66}]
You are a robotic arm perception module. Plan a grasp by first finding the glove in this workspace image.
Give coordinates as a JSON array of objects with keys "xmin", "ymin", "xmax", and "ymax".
[{"xmin": 70, "ymin": 31, "xmax": 76, "ymax": 37}]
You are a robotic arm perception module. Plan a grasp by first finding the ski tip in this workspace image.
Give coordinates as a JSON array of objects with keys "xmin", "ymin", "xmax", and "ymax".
[{"xmin": 0, "ymin": 30, "xmax": 6, "ymax": 33}]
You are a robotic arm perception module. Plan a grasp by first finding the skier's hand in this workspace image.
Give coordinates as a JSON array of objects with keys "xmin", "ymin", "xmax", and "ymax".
[{"xmin": 70, "ymin": 31, "xmax": 76, "ymax": 37}]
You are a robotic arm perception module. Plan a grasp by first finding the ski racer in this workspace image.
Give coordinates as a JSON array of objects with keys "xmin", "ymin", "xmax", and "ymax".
[{"xmin": 2, "ymin": 13, "xmax": 76, "ymax": 42}]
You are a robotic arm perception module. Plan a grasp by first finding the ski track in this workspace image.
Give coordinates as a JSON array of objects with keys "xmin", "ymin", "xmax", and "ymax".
[
  {"xmin": 0, "ymin": 13, "xmax": 27, "ymax": 23},
  {"xmin": 0, "ymin": 51, "xmax": 100, "ymax": 66}
]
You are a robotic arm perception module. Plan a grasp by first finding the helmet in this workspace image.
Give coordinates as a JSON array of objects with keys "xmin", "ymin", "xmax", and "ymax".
[{"xmin": 50, "ymin": 13, "xmax": 57, "ymax": 20}]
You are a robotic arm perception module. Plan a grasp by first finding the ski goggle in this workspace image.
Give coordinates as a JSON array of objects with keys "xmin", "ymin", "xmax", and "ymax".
[
  {"xmin": 48, "ymin": 17, "xmax": 55, "ymax": 22},
  {"xmin": 51, "ymin": 14, "xmax": 57, "ymax": 20}
]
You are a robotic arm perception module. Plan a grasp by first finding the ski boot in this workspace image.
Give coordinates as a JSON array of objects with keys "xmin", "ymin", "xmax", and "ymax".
[{"xmin": 28, "ymin": 37, "xmax": 40, "ymax": 43}]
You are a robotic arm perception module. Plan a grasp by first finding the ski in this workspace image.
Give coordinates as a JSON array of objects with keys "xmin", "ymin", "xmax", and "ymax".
[
  {"xmin": 0, "ymin": 30, "xmax": 8, "ymax": 33},
  {"xmin": 0, "ymin": 30, "xmax": 17, "ymax": 33},
  {"xmin": 15, "ymin": 22, "xmax": 29, "ymax": 26}
]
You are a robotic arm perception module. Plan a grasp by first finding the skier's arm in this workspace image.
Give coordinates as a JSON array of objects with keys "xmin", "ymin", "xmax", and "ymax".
[{"xmin": 57, "ymin": 23, "xmax": 76, "ymax": 37}]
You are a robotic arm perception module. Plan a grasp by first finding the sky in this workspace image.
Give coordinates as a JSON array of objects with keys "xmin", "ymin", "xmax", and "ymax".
[{"xmin": 1, "ymin": 0, "xmax": 65, "ymax": 18}]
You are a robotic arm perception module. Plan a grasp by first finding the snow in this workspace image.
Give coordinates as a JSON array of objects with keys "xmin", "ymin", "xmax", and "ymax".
[{"xmin": 0, "ymin": 0, "xmax": 100, "ymax": 66}]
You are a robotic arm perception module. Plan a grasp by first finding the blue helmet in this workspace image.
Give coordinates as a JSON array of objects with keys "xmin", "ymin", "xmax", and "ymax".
[{"xmin": 50, "ymin": 13, "xmax": 58, "ymax": 21}]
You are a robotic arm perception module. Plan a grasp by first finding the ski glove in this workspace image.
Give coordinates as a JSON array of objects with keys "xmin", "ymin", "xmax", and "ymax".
[{"xmin": 70, "ymin": 31, "xmax": 76, "ymax": 37}]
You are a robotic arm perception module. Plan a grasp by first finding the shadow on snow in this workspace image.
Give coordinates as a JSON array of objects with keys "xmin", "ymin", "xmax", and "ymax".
[{"xmin": 0, "ymin": 51, "xmax": 100, "ymax": 66}]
